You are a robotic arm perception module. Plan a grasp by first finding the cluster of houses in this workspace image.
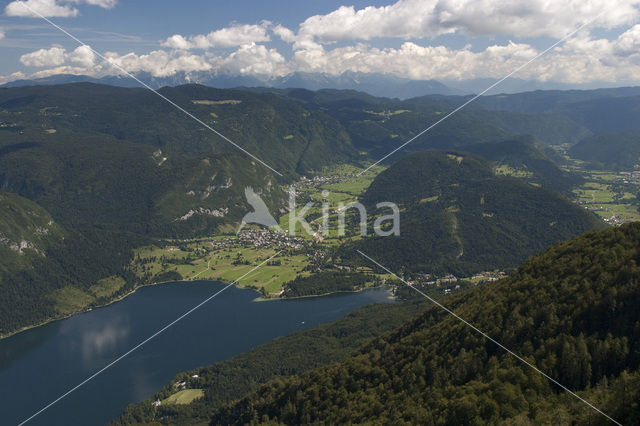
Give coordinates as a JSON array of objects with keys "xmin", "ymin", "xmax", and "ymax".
[
  {"xmin": 237, "ymin": 229, "xmax": 305, "ymax": 249},
  {"xmin": 617, "ymin": 171, "xmax": 640, "ymax": 184},
  {"xmin": 297, "ymin": 175, "xmax": 348, "ymax": 188},
  {"xmin": 471, "ymin": 271, "xmax": 506, "ymax": 282},
  {"xmin": 404, "ymin": 271, "xmax": 506, "ymax": 294},
  {"xmin": 604, "ymin": 215, "xmax": 624, "ymax": 226}
]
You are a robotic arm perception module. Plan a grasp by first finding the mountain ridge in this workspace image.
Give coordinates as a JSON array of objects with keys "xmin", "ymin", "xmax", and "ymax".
[
  {"xmin": 212, "ymin": 222, "xmax": 640, "ymax": 425},
  {"xmin": 1, "ymin": 71, "xmax": 457, "ymax": 99}
]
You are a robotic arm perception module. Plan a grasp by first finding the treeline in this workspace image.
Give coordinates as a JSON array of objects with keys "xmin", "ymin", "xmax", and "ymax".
[
  {"xmin": 110, "ymin": 301, "xmax": 427, "ymax": 425},
  {"xmin": 464, "ymin": 137, "xmax": 584, "ymax": 194},
  {"xmin": 212, "ymin": 223, "xmax": 640, "ymax": 425},
  {"xmin": 282, "ymin": 271, "xmax": 373, "ymax": 297},
  {"xmin": 0, "ymin": 228, "xmax": 146, "ymax": 335},
  {"xmin": 336, "ymin": 150, "xmax": 604, "ymax": 276},
  {"xmin": 569, "ymin": 130, "xmax": 640, "ymax": 170}
]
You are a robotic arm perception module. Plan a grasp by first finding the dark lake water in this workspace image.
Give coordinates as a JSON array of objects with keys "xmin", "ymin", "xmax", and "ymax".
[{"xmin": 0, "ymin": 281, "xmax": 393, "ymax": 425}]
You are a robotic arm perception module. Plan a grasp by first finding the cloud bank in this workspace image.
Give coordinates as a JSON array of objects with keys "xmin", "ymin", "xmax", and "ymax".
[
  {"xmin": 5, "ymin": 0, "xmax": 640, "ymax": 86},
  {"xmin": 5, "ymin": 0, "xmax": 117, "ymax": 18}
]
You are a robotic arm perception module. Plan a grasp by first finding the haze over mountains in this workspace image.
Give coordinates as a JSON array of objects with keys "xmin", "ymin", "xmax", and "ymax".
[
  {"xmin": 4, "ymin": 0, "xmax": 640, "ymax": 424},
  {"xmin": 1, "ymin": 79, "xmax": 640, "ymax": 426},
  {"xmin": 0, "ymin": 72, "xmax": 456, "ymax": 99},
  {"xmin": 2, "ymin": 80, "xmax": 637, "ymax": 337},
  {"xmin": 4, "ymin": 71, "xmax": 636, "ymax": 99}
]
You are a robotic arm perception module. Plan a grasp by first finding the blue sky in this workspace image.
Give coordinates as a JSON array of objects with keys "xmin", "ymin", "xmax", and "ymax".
[{"xmin": 0, "ymin": 0, "xmax": 639, "ymax": 86}]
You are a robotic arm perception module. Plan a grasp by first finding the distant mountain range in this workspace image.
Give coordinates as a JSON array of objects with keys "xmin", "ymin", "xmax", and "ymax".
[
  {"xmin": 2, "ymin": 81, "xmax": 640, "ymax": 336},
  {"xmin": 3, "ymin": 71, "xmax": 633, "ymax": 98},
  {"xmin": 1, "ymin": 71, "xmax": 456, "ymax": 99}
]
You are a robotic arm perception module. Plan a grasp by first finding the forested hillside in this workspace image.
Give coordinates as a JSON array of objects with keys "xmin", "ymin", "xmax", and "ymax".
[
  {"xmin": 0, "ymin": 82, "xmax": 626, "ymax": 336},
  {"xmin": 213, "ymin": 223, "xmax": 640, "ymax": 425},
  {"xmin": 335, "ymin": 150, "xmax": 604, "ymax": 276},
  {"xmin": 569, "ymin": 131, "xmax": 640, "ymax": 170},
  {"xmin": 0, "ymin": 83, "xmax": 361, "ymax": 335},
  {"xmin": 111, "ymin": 301, "xmax": 427, "ymax": 425},
  {"xmin": 0, "ymin": 191, "xmax": 144, "ymax": 335},
  {"xmin": 464, "ymin": 137, "xmax": 583, "ymax": 194}
]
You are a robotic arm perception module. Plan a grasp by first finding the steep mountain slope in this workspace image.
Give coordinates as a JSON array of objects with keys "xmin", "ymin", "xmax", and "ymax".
[
  {"xmin": 569, "ymin": 131, "xmax": 640, "ymax": 170},
  {"xmin": 278, "ymin": 88, "xmax": 508, "ymax": 159},
  {"xmin": 563, "ymin": 96, "xmax": 640, "ymax": 133},
  {"xmin": 1, "ymin": 71, "xmax": 457, "ymax": 98},
  {"xmin": 111, "ymin": 301, "xmax": 427, "ymax": 425},
  {"xmin": 465, "ymin": 107, "xmax": 592, "ymax": 145},
  {"xmin": 0, "ymin": 192, "xmax": 142, "ymax": 335},
  {"xmin": 464, "ymin": 137, "xmax": 583, "ymax": 194},
  {"xmin": 336, "ymin": 150, "xmax": 604, "ymax": 275},
  {"xmin": 476, "ymin": 87, "xmax": 640, "ymax": 113},
  {"xmin": 0, "ymin": 83, "xmax": 368, "ymax": 236},
  {"xmin": 0, "ymin": 192, "xmax": 63, "ymax": 275},
  {"xmin": 270, "ymin": 88, "xmax": 593, "ymax": 153},
  {"xmin": 213, "ymin": 223, "xmax": 640, "ymax": 425},
  {"xmin": 0, "ymin": 83, "xmax": 361, "ymax": 335},
  {"xmin": 475, "ymin": 88, "xmax": 640, "ymax": 135}
]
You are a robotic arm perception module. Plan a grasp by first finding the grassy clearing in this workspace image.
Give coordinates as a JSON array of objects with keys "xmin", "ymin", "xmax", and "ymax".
[
  {"xmin": 495, "ymin": 164, "xmax": 533, "ymax": 178},
  {"xmin": 49, "ymin": 286, "xmax": 95, "ymax": 314},
  {"xmin": 364, "ymin": 109, "xmax": 410, "ymax": 118},
  {"xmin": 131, "ymin": 244, "xmax": 310, "ymax": 296},
  {"xmin": 162, "ymin": 389, "xmax": 204, "ymax": 405},
  {"xmin": 562, "ymin": 156, "xmax": 640, "ymax": 224},
  {"xmin": 49, "ymin": 276, "xmax": 128, "ymax": 314},
  {"xmin": 191, "ymin": 99, "xmax": 241, "ymax": 105},
  {"xmin": 88, "ymin": 276, "xmax": 126, "ymax": 299},
  {"xmin": 419, "ymin": 195, "xmax": 439, "ymax": 203},
  {"xmin": 129, "ymin": 163, "xmax": 389, "ymax": 297}
]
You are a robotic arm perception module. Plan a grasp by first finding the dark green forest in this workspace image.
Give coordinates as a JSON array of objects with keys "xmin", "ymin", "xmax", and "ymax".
[
  {"xmin": 212, "ymin": 223, "xmax": 640, "ymax": 425},
  {"xmin": 2, "ymin": 81, "xmax": 638, "ymax": 339},
  {"xmin": 464, "ymin": 136, "xmax": 584, "ymax": 194},
  {"xmin": 282, "ymin": 271, "xmax": 373, "ymax": 297},
  {"xmin": 111, "ymin": 301, "xmax": 427, "ymax": 425},
  {"xmin": 1, "ymin": 82, "xmax": 639, "ymax": 423},
  {"xmin": 0, "ymin": 83, "xmax": 362, "ymax": 335},
  {"xmin": 335, "ymin": 150, "xmax": 604, "ymax": 276},
  {"xmin": 570, "ymin": 131, "xmax": 640, "ymax": 170}
]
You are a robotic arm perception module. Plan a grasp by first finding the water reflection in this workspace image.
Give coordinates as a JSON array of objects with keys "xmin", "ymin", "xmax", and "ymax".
[
  {"xmin": 0, "ymin": 282, "xmax": 393, "ymax": 426},
  {"xmin": 58, "ymin": 315, "xmax": 132, "ymax": 366},
  {"xmin": 81, "ymin": 319, "xmax": 131, "ymax": 364}
]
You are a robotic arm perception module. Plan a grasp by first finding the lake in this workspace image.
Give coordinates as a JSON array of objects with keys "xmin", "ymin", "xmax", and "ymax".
[{"xmin": 0, "ymin": 281, "xmax": 393, "ymax": 425}]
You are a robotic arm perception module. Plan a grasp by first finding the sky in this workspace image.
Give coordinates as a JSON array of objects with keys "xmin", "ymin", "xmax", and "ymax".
[{"xmin": 0, "ymin": 0, "xmax": 639, "ymax": 87}]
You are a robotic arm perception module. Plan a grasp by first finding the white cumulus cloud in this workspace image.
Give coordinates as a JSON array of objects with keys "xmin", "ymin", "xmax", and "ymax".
[
  {"xmin": 67, "ymin": 45, "xmax": 95, "ymax": 67},
  {"xmin": 163, "ymin": 23, "xmax": 271, "ymax": 50},
  {"xmin": 0, "ymin": 71, "xmax": 26, "ymax": 85},
  {"xmin": 296, "ymin": 0, "xmax": 640, "ymax": 42},
  {"xmin": 103, "ymin": 50, "xmax": 213, "ymax": 77},
  {"xmin": 6, "ymin": 0, "xmax": 117, "ymax": 18},
  {"xmin": 6, "ymin": 0, "xmax": 640, "ymax": 87},
  {"xmin": 20, "ymin": 45, "xmax": 95, "ymax": 67},
  {"xmin": 20, "ymin": 46, "xmax": 66, "ymax": 67},
  {"xmin": 216, "ymin": 43, "xmax": 288, "ymax": 76}
]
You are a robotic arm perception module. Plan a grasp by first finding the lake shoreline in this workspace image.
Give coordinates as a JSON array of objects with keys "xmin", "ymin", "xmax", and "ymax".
[
  {"xmin": 255, "ymin": 284, "xmax": 392, "ymax": 302},
  {"xmin": 0, "ymin": 278, "xmax": 227, "ymax": 341},
  {"xmin": 1, "ymin": 279, "xmax": 395, "ymax": 426},
  {"xmin": 0, "ymin": 280, "xmax": 391, "ymax": 341}
]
